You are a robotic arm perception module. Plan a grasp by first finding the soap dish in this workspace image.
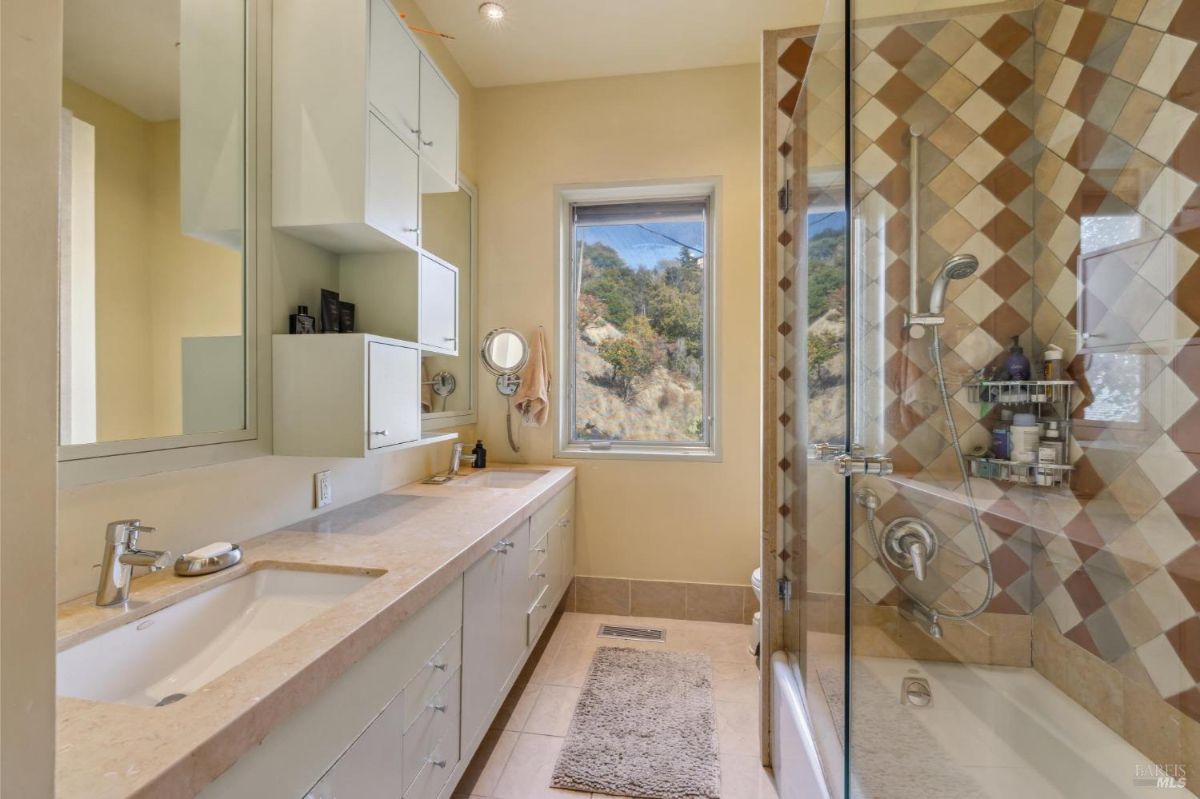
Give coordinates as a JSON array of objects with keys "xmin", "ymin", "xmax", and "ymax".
[{"xmin": 174, "ymin": 544, "xmax": 243, "ymax": 577}]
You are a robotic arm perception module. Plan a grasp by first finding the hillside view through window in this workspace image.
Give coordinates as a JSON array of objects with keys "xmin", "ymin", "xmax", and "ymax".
[{"xmin": 570, "ymin": 199, "xmax": 709, "ymax": 446}]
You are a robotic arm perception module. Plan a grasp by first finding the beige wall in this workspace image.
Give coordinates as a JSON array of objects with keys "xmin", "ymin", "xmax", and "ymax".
[
  {"xmin": 2, "ymin": 0, "xmax": 62, "ymax": 792},
  {"xmin": 475, "ymin": 65, "xmax": 762, "ymax": 587}
]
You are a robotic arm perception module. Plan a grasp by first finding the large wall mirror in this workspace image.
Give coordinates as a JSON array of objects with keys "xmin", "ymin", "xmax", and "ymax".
[
  {"xmin": 420, "ymin": 180, "xmax": 477, "ymax": 429},
  {"xmin": 58, "ymin": 0, "xmax": 251, "ymax": 458}
]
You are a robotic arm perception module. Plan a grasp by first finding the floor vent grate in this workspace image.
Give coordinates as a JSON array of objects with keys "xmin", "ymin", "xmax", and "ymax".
[{"xmin": 598, "ymin": 624, "xmax": 666, "ymax": 642}]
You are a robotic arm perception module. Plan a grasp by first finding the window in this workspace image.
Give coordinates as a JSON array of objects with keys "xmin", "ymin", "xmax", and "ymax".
[{"xmin": 557, "ymin": 182, "xmax": 718, "ymax": 460}]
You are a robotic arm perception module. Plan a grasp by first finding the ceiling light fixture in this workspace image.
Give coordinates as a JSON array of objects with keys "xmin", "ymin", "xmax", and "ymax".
[{"xmin": 479, "ymin": 2, "xmax": 506, "ymax": 21}]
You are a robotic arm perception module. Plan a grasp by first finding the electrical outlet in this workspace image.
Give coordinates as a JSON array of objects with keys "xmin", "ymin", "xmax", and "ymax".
[{"xmin": 314, "ymin": 470, "xmax": 333, "ymax": 509}]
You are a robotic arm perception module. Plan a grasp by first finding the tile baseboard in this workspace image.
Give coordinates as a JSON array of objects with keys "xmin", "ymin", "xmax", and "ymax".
[{"xmin": 566, "ymin": 576, "xmax": 756, "ymax": 625}]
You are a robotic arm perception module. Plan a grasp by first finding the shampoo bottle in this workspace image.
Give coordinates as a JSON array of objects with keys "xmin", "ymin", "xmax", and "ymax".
[{"xmin": 1005, "ymin": 336, "xmax": 1031, "ymax": 380}]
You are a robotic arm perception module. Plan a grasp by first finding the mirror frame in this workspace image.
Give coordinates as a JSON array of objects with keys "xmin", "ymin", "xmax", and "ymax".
[
  {"xmin": 481, "ymin": 328, "xmax": 529, "ymax": 377},
  {"xmin": 59, "ymin": 0, "xmax": 270, "ymax": 486},
  {"xmin": 422, "ymin": 176, "xmax": 478, "ymax": 432}
]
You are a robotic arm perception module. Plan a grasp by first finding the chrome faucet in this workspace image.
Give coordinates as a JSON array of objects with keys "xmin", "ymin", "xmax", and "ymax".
[
  {"xmin": 448, "ymin": 442, "xmax": 464, "ymax": 477},
  {"xmin": 95, "ymin": 519, "xmax": 171, "ymax": 606}
]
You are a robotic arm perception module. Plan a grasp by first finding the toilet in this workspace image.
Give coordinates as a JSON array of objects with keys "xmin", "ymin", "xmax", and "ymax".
[{"xmin": 750, "ymin": 567, "xmax": 762, "ymax": 657}]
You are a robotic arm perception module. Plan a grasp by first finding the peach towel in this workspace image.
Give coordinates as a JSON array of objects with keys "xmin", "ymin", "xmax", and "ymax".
[{"xmin": 514, "ymin": 328, "xmax": 551, "ymax": 427}]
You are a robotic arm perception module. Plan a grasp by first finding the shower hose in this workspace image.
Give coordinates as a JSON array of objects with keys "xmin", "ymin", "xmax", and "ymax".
[{"xmin": 863, "ymin": 326, "xmax": 995, "ymax": 623}]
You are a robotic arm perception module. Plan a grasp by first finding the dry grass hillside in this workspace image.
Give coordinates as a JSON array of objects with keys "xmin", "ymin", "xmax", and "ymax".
[{"xmin": 574, "ymin": 322, "xmax": 703, "ymax": 441}]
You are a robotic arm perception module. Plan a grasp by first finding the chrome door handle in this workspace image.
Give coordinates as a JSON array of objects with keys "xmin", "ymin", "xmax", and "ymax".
[
  {"xmin": 811, "ymin": 442, "xmax": 843, "ymax": 460},
  {"xmin": 371, "ymin": 429, "xmax": 389, "ymax": 436},
  {"xmin": 833, "ymin": 454, "xmax": 893, "ymax": 476}
]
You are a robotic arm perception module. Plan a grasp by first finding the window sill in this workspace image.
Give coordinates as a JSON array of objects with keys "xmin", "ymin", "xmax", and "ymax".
[{"xmin": 555, "ymin": 443, "xmax": 721, "ymax": 462}]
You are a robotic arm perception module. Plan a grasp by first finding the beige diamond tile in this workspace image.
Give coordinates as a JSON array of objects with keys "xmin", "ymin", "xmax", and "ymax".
[
  {"xmin": 1141, "ymin": 500, "xmax": 1196, "ymax": 566},
  {"xmin": 1045, "ymin": 4, "xmax": 1083, "ymax": 54},
  {"xmin": 1138, "ymin": 0, "xmax": 1183, "ymax": 30},
  {"xmin": 855, "ymin": 50, "xmax": 898, "ymax": 95},
  {"xmin": 929, "ymin": 67, "xmax": 976, "ymax": 112},
  {"xmin": 929, "ymin": 115, "xmax": 976, "ymax": 158},
  {"xmin": 1047, "ymin": 215, "xmax": 1081, "ymax": 262},
  {"xmin": 1139, "ymin": 167, "xmax": 1197, "ymax": 229},
  {"xmin": 928, "ymin": 21, "xmax": 977, "ymax": 65},
  {"xmin": 1113, "ymin": 0, "xmax": 1148, "ymax": 22},
  {"xmin": 951, "ymin": 277, "xmax": 1003, "ymax": 320},
  {"xmin": 954, "ymin": 326, "xmax": 1005, "ymax": 368},
  {"xmin": 1137, "ymin": 635, "xmax": 1194, "ymax": 697},
  {"xmin": 1140, "ymin": 300, "xmax": 1199, "ymax": 345},
  {"xmin": 854, "ymin": 97, "xmax": 898, "ymax": 140},
  {"xmin": 1138, "ymin": 33, "xmax": 1197, "ymax": 96},
  {"xmin": 1045, "ymin": 57, "xmax": 1083, "ymax": 108},
  {"xmin": 1046, "ymin": 108, "xmax": 1085, "ymax": 157},
  {"xmin": 956, "ymin": 184, "xmax": 1004, "ymax": 228},
  {"xmin": 1044, "ymin": 584, "xmax": 1084, "ymax": 632},
  {"xmin": 929, "ymin": 160, "xmax": 976, "ymax": 206},
  {"xmin": 928, "ymin": 209, "xmax": 975, "ymax": 253},
  {"xmin": 1113, "ymin": 25, "xmax": 1162, "ymax": 85},
  {"xmin": 956, "ymin": 89, "xmax": 1005, "ymax": 134},
  {"xmin": 1046, "ymin": 160, "xmax": 1084, "ymax": 211},
  {"xmin": 1137, "ymin": 99, "xmax": 1197, "ymax": 164},
  {"xmin": 1139, "ymin": 235, "xmax": 1198, "ymax": 295},
  {"xmin": 856, "ymin": 143, "xmax": 898, "ymax": 187},
  {"xmin": 1143, "ymin": 364, "xmax": 1198, "ymax": 430},
  {"xmin": 1136, "ymin": 568, "xmax": 1193, "ymax": 631},
  {"xmin": 956, "ymin": 136, "xmax": 1004, "ymax": 181},
  {"xmin": 955, "ymin": 41, "xmax": 1003, "ymax": 85},
  {"xmin": 1136, "ymin": 434, "xmax": 1197, "ymax": 496}
]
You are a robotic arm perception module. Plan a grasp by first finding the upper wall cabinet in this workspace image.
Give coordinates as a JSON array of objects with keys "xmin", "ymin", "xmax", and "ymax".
[
  {"xmin": 419, "ymin": 56, "xmax": 459, "ymax": 194},
  {"xmin": 273, "ymin": 0, "xmax": 459, "ymax": 254}
]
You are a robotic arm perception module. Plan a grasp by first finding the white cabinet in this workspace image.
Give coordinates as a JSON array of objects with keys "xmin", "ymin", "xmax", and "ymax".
[
  {"xmin": 418, "ymin": 55, "xmax": 459, "ymax": 194},
  {"xmin": 274, "ymin": 0, "xmax": 460, "ymax": 253},
  {"xmin": 337, "ymin": 251, "xmax": 459, "ymax": 354},
  {"xmin": 304, "ymin": 693, "xmax": 406, "ymax": 799},
  {"xmin": 366, "ymin": 113, "xmax": 421, "ymax": 248},
  {"xmin": 462, "ymin": 520, "xmax": 531, "ymax": 752},
  {"xmin": 419, "ymin": 255, "xmax": 458, "ymax": 354},
  {"xmin": 367, "ymin": 0, "xmax": 420, "ymax": 151},
  {"xmin": 273, "ymin": 334, "xmax": 422, "ymax": 457}
]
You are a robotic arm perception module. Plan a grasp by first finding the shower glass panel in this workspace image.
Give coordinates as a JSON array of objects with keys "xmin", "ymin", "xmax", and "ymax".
[
  {"xmin": 769, "ymin": 0, "xmax": 851, "ymax": 791},
  {"xmin": 839, "ymin": 0, "xmax": 1200, "ymax": 797}
]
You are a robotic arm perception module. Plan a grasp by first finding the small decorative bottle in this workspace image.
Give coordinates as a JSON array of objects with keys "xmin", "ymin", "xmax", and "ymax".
[{"xmin": 289, "ymin": 305, "xmax": 316, "ymax": 334}]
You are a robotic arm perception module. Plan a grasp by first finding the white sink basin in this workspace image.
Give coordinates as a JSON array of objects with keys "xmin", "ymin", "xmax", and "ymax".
[
  {"xmin": 465, "ymin": 469, "xmax": 548, "ymax": 488},
  {"xmin": 57, "ymin": 568, "xmax": 376, "ymax": 707}
]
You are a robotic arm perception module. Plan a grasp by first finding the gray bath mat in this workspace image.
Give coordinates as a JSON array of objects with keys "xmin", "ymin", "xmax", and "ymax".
[{"xmin": 551, "ymin": 646, "xmax": 720, "ymax": 799}]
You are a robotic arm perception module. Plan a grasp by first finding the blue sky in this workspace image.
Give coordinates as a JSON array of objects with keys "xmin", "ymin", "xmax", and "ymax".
[{"xmin": 578, "ymin": 221, "xmax": 705, "ymax": 270}]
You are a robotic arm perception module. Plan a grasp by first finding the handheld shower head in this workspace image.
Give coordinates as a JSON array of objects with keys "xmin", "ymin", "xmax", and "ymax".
[{"xmin": 928, "ymin": 254, "xmax": 979, "ymax": 315}]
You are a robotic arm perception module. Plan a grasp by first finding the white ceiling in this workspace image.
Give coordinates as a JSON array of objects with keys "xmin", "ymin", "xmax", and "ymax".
[
  {"xmin": 63, "ymin": 0, "xmax": 181, "ymax": 121},
  {"xmin": 412, "ymin": 0, "xmax": 809, "ymax": 88}
]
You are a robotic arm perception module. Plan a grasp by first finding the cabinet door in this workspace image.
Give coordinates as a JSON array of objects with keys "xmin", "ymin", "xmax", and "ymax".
[
  {"xmin": 367, "ymin": 341, "xmax": 419, "ymax": 450},
  {"xmin": 551, "ymin": 511, "xmax": 575, "ymax": 603},
  {"xmin": 462, "ymin": 548, "xmax": 505, "ymax": 752},
  {"xmin": 365, "ymin": 112, "xmax": 420, "ymax": 248},
  {"xmin": 304, "ymin": 692, "xmax": 405, "ymax": 799},
  {"xmin": 418, "ymin": 55, "xmax": 458, "ymax": 192},
  {"xmin": 367, "ymin": 0, "xmax": 420, "ymax": 151},
  {"xmin": 419, "ymin": 255, "xmax": 458, "ymax": 353},
  {"xmin": 499, "ymin": 521, "xmax": 531, "ymax": 686}
]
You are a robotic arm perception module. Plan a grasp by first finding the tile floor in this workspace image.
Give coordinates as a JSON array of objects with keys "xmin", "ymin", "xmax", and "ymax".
[{"xmin": 451, "ymin": 611, "xmax": 779, "ymax": 799}]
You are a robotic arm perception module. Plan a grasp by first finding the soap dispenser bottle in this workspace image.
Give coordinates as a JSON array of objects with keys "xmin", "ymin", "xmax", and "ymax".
[
  {"xmin": 472, "ymin": 440, "xmax": 487, "ymax": 468},
  {"xmin": 1005, "ymin": 336, "xmax": 1031, "ymax": 380}
]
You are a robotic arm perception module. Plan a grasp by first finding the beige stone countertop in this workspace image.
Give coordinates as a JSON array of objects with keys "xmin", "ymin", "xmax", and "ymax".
[{"xmin": 54, "ymin": 464, "xmax": 575, "ymax": 799}]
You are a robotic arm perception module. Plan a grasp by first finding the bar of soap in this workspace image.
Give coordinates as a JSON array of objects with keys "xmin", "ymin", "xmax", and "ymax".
[{"xmin": 186, "ymin": 542, "xmax": 235, "ymax": 560}]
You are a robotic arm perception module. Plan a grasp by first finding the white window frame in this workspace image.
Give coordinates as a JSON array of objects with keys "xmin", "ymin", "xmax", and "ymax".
[{"xmin": 555, "ymin": 179, "xmax": 720, "ymax": 461}]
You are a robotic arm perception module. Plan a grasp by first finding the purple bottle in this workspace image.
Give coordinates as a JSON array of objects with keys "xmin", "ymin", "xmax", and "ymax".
[{"xmin": 1004, "ymin": 336, "xmax": 1031, "ymax": 380}]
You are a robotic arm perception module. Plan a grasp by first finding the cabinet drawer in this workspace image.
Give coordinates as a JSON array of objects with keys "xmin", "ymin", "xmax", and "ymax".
[
  {"xmin": 530, "ymin": 486, "xmax": 573, "ymax": 542},
  {"xmin": 403, "ymin": 627, "xmax": 461, "ymax": 729},
  {"xmin": 402, "ymin": 670, "xmax": 460, "ymax": 793},
  {"xmin": 389, "ymin": 579, "xmax": 463, "ymax": 690},
  {"xmin": 528, "ymin": 565, "xmax": 549, "ymax": 607},
  {"xmin": 306, "ymin": 690, "xmax": 405, "ymax": 799},
  {"xmin": 527, "ymin": 585, "xmax": 553, "ymax": 646}
]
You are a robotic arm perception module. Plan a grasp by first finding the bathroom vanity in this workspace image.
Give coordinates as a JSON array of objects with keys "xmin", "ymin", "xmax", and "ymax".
[{"xmin": 54, "ymin": 466, "xmax": 575, "ymax": 799}]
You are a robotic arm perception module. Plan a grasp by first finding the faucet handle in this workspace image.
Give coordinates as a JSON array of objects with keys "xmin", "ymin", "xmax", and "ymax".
[{"xmin": 105, "ymin": 519, "xmax": 156, "ymax": 546}]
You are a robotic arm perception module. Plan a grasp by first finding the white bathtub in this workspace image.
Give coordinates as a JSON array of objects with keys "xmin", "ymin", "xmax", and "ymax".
[{"xmin": 771, "ymin": 651, "xmax": 836, "ymax": 799}]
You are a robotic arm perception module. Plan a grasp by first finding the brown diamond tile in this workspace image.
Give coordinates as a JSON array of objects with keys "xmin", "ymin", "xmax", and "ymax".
[
  {"xmin": 929, "ymin": 115, "xmax": 975, "ymax": 159},
  {"xmin": 984, "ymin": 159, "xmax": 1033, "ymax": 204},
  {"xmin": 876, "ymin": 71, "xmax": 924, "ymax": 116},
  {"xmin": 1065, "ymin": 510, "xmax": 1107, "ymax": 560},
  {"xmin": 885, "ymin": 212, "xmax": 911, "ymax": 256},
  {"xmin": 1169, "ymin": 47, "xmax": 1200, "ymax": 113},
  {"xmin": 876, "ymin": 117, "xmax": 912, "ymax": 162},
  {"xmin": 984, "ymin": 207, "xmax": 1033, "ymax": 250},
  {"xmin": 982, "ymin": 112, "xmax": 1032, "ymax": 156},
  {"xmin": 876, "ymin": 28, "xmax": 924, "ymax": 69},
  {"xmin": 779, "ymin": 82, "xmax": 801, "ymax": 118},
  {"xmin": 981, "ymin": 14, "xmax": 1031, "ymax": 59},
  {"xmin": 1067, "ymin": 10, "xmax": 1108, "ymax": 61},
  {"xmin": 981, "ymin": 301, "xmax": 1029, "ymax": 343},
  {"xmin": 778, "ymin": 37, "xmax": 814, "ymax": 80},
  {"xmin": 929, "ymin": 67, "xmax": 976, "ymax": 112},
  {"xmin": 1169, "ymin": 2, "xmax": 1200, "ymax": 42},
  {"xmin": 1168, "ymin": 687, "xmax": 1200, "ymax": 725},
  {"xmin": 1174, "ymin": 255, "xmax": 1200, "ymax": 326},
  {"xmin": 876, "ymin": 165, "xmax": 910, "ymax": 209},
  {"xmin": 1065, "ymin": 568, "xmax": 1108, "ymax": 618},
  {"xmin": 981, "ymin": 61, "xmax": 1033, "ymax": 105},
  {"xmin": 1168, "ymin": 544, "xmax": 1200, "ymax": 610},
  {"xmin": 992, "ymin": 544, "xmax": 1032, "ymax": 589},
  {"xmin": 884, "ymin": 258, "xmax": 910, "ymax": 300},
  {"xmin": 885, "ymin": 351, "xmax": 924, "ymax": 393},
  {"xmin": 1165, "ymin": 616, "xmax": 1200, "ymax": 681},
  {"xmin": 1065, "ymin": 66, "xmax": 1111, "ymax": 117},
  {"xmin": 1065, "ymin": 620, "xmax": 1103, "ymax": 657},
  {"xmin": 984, "ymin": 255, "xmax": 1031, "ymax": 297},
  {"xmin": 1113, "ymin": 87, "xmax": 1163, "ymax": 146}
]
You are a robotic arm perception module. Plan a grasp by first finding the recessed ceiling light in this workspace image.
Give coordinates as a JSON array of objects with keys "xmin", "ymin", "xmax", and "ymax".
[{"xmin": 479, "ymin": 2, "xmax": 506, "ymax": 21}]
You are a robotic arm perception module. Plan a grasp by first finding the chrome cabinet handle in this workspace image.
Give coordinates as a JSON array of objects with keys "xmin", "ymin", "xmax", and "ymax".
[
  {"xmin": 422, "ymin": 138, "xmax": 434, "ymax": 147},
  {"xmin": 428, "ymin": 701, "xmax": 446, "ymax": 712},
  {"xmin": 533, "ymin": 572, "xmax": 546, "ymax": 579},
  {"xmin": 534, "ymin": 547, "xmax": 547, "ymax": 554},
  {"xmin": 491, "ymin": 541, "xmax": 509, "ymax": 554},
  {"xmin": 557, "ymin": 519, "xmax": 570, "ymax": 527},
  {"xmin": 427, "ymin": 756, "xmax": 447, "ymax": 769},
  {"xmin": 402, "ymin": 227, "xmax": 418, "ymax": 233},
  {"xmin": 372, "ymin": 429, "xmax": 389, "ymax": 436},
  {"xmin": 427, "ymin": 658, "xmax": 447, "ymax": 671}
]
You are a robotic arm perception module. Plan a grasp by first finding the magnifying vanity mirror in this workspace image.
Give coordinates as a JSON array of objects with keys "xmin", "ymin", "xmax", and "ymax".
[{"xmin": 481, "ymin": 327, "xmax": 529, "ymax": 451}]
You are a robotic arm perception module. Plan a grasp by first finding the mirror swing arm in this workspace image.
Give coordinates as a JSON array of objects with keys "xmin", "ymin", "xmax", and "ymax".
[{"xmin": 480, "ymin": 327, "xmax": 529, "ymax": 453}]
